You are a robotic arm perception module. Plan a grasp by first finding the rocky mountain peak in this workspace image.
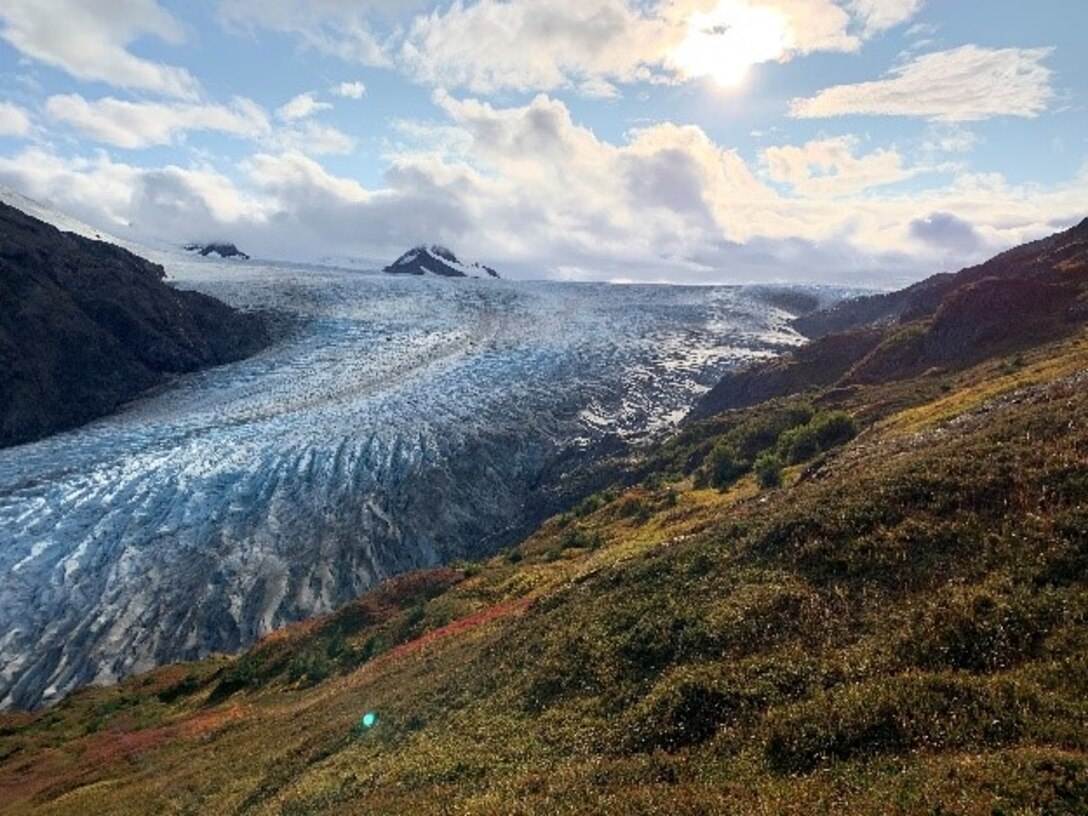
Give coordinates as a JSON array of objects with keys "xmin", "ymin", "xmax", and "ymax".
[
  {"xmin": 184, "ymin": 242, "xmax": 250, "ymax": 260},
  {"xmin": 385, "ymin": 245, "xmax": 501, "ymax": 279}
]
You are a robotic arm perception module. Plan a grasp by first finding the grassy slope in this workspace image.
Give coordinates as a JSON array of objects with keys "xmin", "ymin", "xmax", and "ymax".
[{"xmin": 1, "ymin": 320, "xmax": 1085, "ymax": 814}]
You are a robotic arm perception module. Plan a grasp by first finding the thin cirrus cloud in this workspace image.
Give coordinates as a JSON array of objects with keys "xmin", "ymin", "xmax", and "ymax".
[
  {"xmin": 45, "ymin": 95, "xmax": 272, "ymax": 150},
  {"xmin": 0, "ymin": 0, "xmax": 199, "ymax": 99},
  {"xmin": 276, "ymin": 93, "xmax": 333, "ymax": 122},
  {"xmin": 0, "ymin": 102, "xmax": 32, "ymax": 136},
  {"xmin": 334, "ymin": 81, "xmax": 367, "ymax": 99},
  {"xmin": 790, "ymin": 45, "xmax": 1056, "ymax": 121},
  {"xmin": 216, "ymin": 0, "xmax": 428, "ymax": 67},
  {"xmin": 44, "ymin": 93, "xmax": 357, "ymax": 157},
  {"xmin": 846, "ymin": 0, "xmax": 924, "ymax": 36}
]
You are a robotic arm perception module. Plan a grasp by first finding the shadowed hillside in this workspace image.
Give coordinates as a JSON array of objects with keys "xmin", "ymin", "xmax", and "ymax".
[
  {"xmin": 0, "ymin": 202, "xmax": 270, "ymax": 448},
  {"xmin": 692, "ymin": 217, "xmax": 1088, "ymax": 419}
]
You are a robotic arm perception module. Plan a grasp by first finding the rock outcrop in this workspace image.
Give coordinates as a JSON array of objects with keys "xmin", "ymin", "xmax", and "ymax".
[
  {"xmin": 0, "ymin": 202, "xmax": 269, "ymax": 448},
  {"xmin": 384, "ymin": 245, "xmax": 500, "ymax": 278},
  {"xmin": 184, "ymin": 242, "xmax": 250, "ymax": 260}
]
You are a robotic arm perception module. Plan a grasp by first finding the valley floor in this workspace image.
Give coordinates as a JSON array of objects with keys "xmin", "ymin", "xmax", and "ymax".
[{"xmin": 0, "ymin": 259, "xmax": 800, "ymax": 710}]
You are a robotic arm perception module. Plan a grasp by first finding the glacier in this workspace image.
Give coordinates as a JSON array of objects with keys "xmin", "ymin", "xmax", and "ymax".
[{"xmin": 0, "ymin": 254, "xmax": 807, "ymax": 709}]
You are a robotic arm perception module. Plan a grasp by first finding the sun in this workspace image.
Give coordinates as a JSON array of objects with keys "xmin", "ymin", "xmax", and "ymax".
[{"xmin": 670, "ymin": 1, "xmax": 793, "ymax": 88}]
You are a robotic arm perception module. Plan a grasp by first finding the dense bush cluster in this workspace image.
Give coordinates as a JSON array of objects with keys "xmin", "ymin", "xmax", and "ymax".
[{"xmin": 696, "ymin": 407, "xmax": 858, "ymax": 490}]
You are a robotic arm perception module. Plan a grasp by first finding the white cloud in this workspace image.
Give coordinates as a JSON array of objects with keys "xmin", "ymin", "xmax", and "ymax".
[
  {"xmin": 216, "ymin": 0, "xmax": 921, "ymax": 98},
  {"xmin": 0, "ymin": 102, "xmax": 32, "ymax": 136},
  {"xmin": 246, "ymin": 150, "xmax": 369, "ymax": 204},
  {"xmin": 847, "ymin": 0, "xmax": 924, "ymax": 35},
  {"xmin": 665, "ymin": 0, "xmax": 918, "ymax": 89},
  {"xmin": 219, "ymin": 0, "xmax": 416, "ymax": 27},
  {"xmin": 272, "ymin": 94, "xmax": 355, "ymax": 155},
  {"xmin": 0, "ymin": 148, "xmax": 143, "ymax": 228},
  {"xmin": 427, "ymin": 90, "xmax": 773, "ymax": 255},
  {"xmin": 790, "ymin": 45, "xmax": 1055, "ymax": 121},
  {"xmin": 398, "ymin": 0, "xmax": 927, "ymax": 96},
  {"xmin": 762, "ymin": 136, "xmax": 916, "ymax": 196},
  {"xmin": 277, "ymin": 93, "xmax": 332, "ymax": 122},
  {"xmin": 4, "ymin": 91, "xmax": 1086, "ymax": 284},
  {"xmin": 334, "ymin": 81, "xmax": 367, "ymax": 99},
  {"xmin": 0, "ymin": 146, "xmax": 384, "ymax": 253},
  {"xmin": 46, "ymin": 95, "xmax": 271, "ymax": 149},
  {"xmin": 401, "ymin": 0, "xmax": 669, "ymax": 95},
  {"xmin": 44, "ymin": 93, "xmax": 353, "ymax": 156},
  {"xmin": 0, "ymin": 147, "xmax": 267, "ymax": 237},
  {"xmin": 272, "ymin": 121, "xmax": 357, "ymax": 156},
  {"xmin": 739, "ymin": 0, "xmax": 858, "ymax": 54},
  {"xmin": 400, "ymin": 0, "xmax": 895, "ymax": 96},
  {"xmin": 0, "ymin": 0, "xmax": 199, "ymax": 99},
  {"xmin": 921, "ymin": 123, "xmax": 978, "ymax": 154}
]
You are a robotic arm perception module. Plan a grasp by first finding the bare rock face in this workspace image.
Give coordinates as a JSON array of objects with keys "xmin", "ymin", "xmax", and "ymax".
[
  {"xmin": 384, "ymin": 245, "xmax": 500, "ymax": 278},
  {"xmin": 0, "ymin": 202, "xmax": 269, "ymax": 448},
  {"xmin": 184, "ymin": 242, "xmax": 251, "ymax": 260}
]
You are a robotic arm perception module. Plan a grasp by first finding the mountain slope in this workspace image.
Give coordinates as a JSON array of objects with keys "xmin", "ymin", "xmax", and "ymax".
[
  {"xmin": 1, "ymin": 229, "xmax": 1085, "ymax": 814},
  {"xmin": 692, "ymin": 217, "xmax": 1088, "ymax": 419},
  {"xmin": 0, "ymin": 201, "xmax": 270, "ymax": 448},
  {"xmin": 793, "ymin": 217, "xmax": 1088, "ymax": 339}
]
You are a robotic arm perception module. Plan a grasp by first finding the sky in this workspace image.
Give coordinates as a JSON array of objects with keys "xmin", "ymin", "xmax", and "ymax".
[{"xmin": 0, "ymin": 1, "xmax": 1085, "ymax": 284}]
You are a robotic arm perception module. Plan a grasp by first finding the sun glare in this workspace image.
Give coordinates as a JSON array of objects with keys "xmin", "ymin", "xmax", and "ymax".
[{"xmin": 670, "ymin": 1, "xmax": 792, "ymax": 88}]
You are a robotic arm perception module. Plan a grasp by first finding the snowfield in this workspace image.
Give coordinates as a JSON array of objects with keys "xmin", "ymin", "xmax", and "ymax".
[{"xmin": 0, "ymin": 254, "xmax": 806, "ymax": 709}]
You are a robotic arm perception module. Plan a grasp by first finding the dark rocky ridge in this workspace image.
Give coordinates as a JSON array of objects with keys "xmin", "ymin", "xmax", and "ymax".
[
  {"xmin": 184, "ymin": 242, "xmax": 250, "ymax": 260},
  {"xmin": 0, "ymin": 201, "xmax": 270, "ymax": 448},
  {"xmin": 384, "ymin": 245, "xmax": 501, "ymax": 278},
  {"xmin": 692, "ymin": 217, "xmax": 1088, "ymax": 419}
]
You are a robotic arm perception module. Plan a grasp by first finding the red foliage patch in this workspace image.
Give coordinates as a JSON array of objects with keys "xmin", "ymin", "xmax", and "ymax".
[{"xmin": 378, "ymin": 596, "xmax": 534, "ymax": 665}]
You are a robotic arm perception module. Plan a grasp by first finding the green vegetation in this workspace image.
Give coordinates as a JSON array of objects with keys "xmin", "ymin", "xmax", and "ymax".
[
  {"xmin": 1, "ymin": 319, "xmax": 1086, "ymax": 813},
  {"xmin": 697, "ymin": 406, "xmax": 857, "ymax": 489},
  {"xmin": 753, "ymin": 451, "xmax": 783, "ymax": 488},
  {"xmin": 777, "ymin": 422, "xmax": 820, "ymax": 463}
]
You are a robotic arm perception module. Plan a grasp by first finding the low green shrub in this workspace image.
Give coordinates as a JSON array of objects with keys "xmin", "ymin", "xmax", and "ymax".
[
  {"xmin": 778, "ymin": 424, "xmax": 821, "ymax": 464},
  {"xmin": 704, "ymin": 442, "xmax": 748, "ymax": 489},
  {"xmin": 810, "ymin": 410, "xmax": 858, "ymax": 449},
  {"xmin": 754, "ymin": 452, "xmax": 784, "ymax": 488}
]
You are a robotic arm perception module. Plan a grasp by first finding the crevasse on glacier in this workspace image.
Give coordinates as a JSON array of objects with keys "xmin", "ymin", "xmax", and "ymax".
[{"xmin": 0, "ymin": 257, "xmax": 804, "ymax": 709}]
